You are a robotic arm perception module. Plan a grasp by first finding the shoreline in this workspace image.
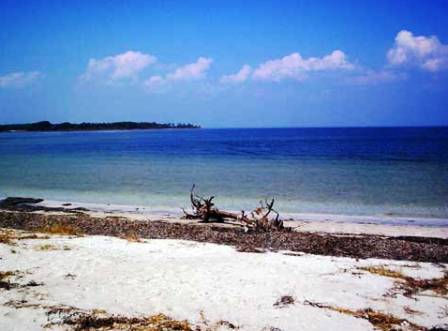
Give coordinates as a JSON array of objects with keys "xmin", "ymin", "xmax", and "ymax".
[
  {"xmin": 1, "ymin": 209, "xmax": 447, "ymax": 263},
  {"xmin": 30, "ymin": 198, "xmax": 448, "ymax": 240},
  {"xmin": 28, "ymin": 198, "xmax": 448, "ymax": 227},
  {"xmin": 1, "ymin": 196, "xmax": 448, "ymax": 240}
]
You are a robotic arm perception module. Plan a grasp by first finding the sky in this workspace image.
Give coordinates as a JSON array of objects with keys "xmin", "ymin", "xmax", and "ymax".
[{"xmin": 0, "ymin": 0, "xmax": 447, "ymax": 127}]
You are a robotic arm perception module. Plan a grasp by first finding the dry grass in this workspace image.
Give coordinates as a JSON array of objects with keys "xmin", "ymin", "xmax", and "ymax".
[
  {"xmin": 0, "ymin": 229, "xmax": 14, "ymax": 244},
  {"xmin": 119, "ymin": 232, "xmax": 142, "ymax": 243},
  {"xmin": 6, "ymin": 301, "xmax": 237, "ymax": 331},
  {"xmin": 403, "ymin": 306, "xmax": 424, "ymax": 316},
  {"xmin": 33, "ymin": 243, "xmax": 71, "ymax": 251},
  {"xmin": 304, "ymin": 301, "xmax": 422, "ymax": 331},
  {"xmin": 45, "ymin": 307, "xmax": 193, "ymax": 331},
  {"xmin": 34, "ymin": 243, "xmax": 58, "ymax": 251},
  {"xmin": 35, "ymin": 223, "xmax": 82, "ymax": 236},
  {"xmin": 360, "ymin": 265, "xmax": 448, "ymax": 297},
  {"xmin": 360, "ymin": 266, "xmax": 407, "ymax": 279},
  {"xmin": 0, "ymin": 228, "xmax": 49, "ymax": 245},
  {"xmin": 404, "ymin": 271, "xmax": 448, "ymax": 297}
]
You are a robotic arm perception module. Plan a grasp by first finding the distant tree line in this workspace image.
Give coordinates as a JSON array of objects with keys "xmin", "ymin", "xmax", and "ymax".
[{"xmin": 0, "ymin": 121, "xmax": 200, "ymax": 132}]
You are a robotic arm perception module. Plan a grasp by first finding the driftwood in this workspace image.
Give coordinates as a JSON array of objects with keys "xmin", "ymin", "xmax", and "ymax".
[{"xmin": 182, "ymin": 185, "xmax": 284, "ymax": 232}]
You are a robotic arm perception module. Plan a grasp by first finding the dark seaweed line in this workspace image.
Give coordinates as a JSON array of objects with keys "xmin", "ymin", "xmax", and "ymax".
[{"xmin": 0, "ymin": 210, "xmax": 447, "ymax": 263}]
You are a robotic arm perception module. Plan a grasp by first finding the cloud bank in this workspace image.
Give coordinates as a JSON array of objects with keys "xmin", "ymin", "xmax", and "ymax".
[
  {"xmin": 221, "ymin": 65, "xmax": 252, "ymax": 83},
  {"xmin": 80, "ymin": 51, "xmax": 156, "ymax": 81},
  {"xmin": 253, "ymin": 50, "xmax": 354, "ymax": 81},
  {"xmin": 145, "ymin": 57, "xmax": 212, "ymax": 90},
  {"xmin": 220, "ymin": 50, "xmax": 354, "ymax": 84},
  {"xmin": 0, "ymin": 71, "xmax": 42, "ymax": 88},
  {"xmin": 387, "ymin": 30, "xmax": 448, "ymax": 72}
]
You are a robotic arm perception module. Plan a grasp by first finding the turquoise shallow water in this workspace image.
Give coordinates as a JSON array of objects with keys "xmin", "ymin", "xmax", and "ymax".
[{"xmin": 0, "ymin": 127, "xmax": 447, "ymax": 218}]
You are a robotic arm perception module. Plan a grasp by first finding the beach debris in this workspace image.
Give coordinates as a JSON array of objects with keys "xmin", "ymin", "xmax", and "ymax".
[
  {"xmin": 303, "ymin": 300, "xmax": 423, "ymax": 331},
  {"xmin": 1, "ymin": 211, "xmax": 448, "ymax": 263},
  {"xmin": 182, "ymin": 185, "xmax": 285, "ymax": 232},
  {"xmin": 403, "ymin": 306, "xmax": 424, "ymax": 316},
  {"xmin": 273, "ymin": 295, "xmax": 295, "ymax": 308},
  {"xmin": 0, "ymin": 270, "xmax": 43, "ymax": 290},
  {"xmin": 46, "ymin": 309, "xmax": 193, "ymax": 331},
  {"xmin": 198, "ymin": 311, "xmax": 239, "ymax": 330},
  {"xmin": 0, "ymin": 271, "xmax": 17, "ymax": 290},
  {"xmin": 44, "ymin": 304, "xmax": 206, "ymax": 331},
  {"xmin": 5, "ymin": 301, "xmax": 237, "ymax": 331},
  {"xmin": 359, "ymin": 265, "xmax": 448, "ymax": 298},
  {"xmin": 428, "ymin": 324, "xmax": 448, "ymax": 331}
]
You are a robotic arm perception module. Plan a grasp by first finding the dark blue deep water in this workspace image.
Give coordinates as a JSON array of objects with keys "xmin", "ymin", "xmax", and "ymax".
[{"xmin": 0, "ymin": 127, "xmax": 447, "ymax": 217}]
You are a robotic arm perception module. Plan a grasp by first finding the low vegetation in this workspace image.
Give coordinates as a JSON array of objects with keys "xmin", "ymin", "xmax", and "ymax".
[{"xmin": 0, "ymin": 120, "xmax": 200, "ymax": 132}]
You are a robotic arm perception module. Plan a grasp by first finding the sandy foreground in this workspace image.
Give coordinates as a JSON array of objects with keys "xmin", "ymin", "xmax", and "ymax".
[{"xmin": 1, "ymin": 227, "xmax": 447, "ymax": 331}]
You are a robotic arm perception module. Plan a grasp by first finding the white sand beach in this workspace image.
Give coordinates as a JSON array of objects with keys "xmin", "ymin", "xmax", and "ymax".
[{"xmin": 1, "ymin": 228, "xmax": 447, "ymax": 331}]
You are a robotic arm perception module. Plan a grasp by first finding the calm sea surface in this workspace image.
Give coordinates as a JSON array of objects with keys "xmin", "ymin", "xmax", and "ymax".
[{"xmin": 0, "ymin": 127, "xmax": 447, "ymax": 218}]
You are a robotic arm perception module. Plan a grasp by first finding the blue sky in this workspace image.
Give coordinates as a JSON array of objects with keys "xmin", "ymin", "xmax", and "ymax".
[{"xmin": 0, "ymin": 0, "xmax": 447, "ymax": 127}]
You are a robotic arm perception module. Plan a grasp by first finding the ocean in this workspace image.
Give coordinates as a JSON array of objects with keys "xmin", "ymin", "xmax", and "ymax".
[{"xmin": 0, "ymin": 127, "xmax": 447, "ymax": 219}]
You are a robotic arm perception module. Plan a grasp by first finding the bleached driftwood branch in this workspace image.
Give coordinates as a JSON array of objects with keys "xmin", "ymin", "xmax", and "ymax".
[{"xmin": 182, "ymin": 185, "xmax": 284, "ymax": 232}]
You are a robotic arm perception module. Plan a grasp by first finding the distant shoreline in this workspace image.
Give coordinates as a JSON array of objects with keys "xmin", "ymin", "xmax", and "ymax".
[{"xmin": 0, "ymin": 121, "xmax": 200, "ymax": 132}]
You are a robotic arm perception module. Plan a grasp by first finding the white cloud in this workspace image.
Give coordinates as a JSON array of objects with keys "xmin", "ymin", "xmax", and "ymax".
[
  {"xmin": 80, "ymin": 51, "xmax": 156, "ymax": 81},
  {"xmin": 166, "ymin": 57, "xmax": 213, "ymax": 81},
  {"xmin": 387, "ymin": 30, "xmax": 448, "ymax": 72},
  {"xmin": 0, "ymin": 71, "xmax": 42, "ymax": 88},
  {"xmin": 252, "ymin": 50, "xmax": 354, "ymax": 82},
  {"xmin": 220, "ymin": 64, "xmax": 252, "ymax": 83},
  {"xmin": 144, "ymin": 57, "xmax": 213, "ymax": 91}
]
